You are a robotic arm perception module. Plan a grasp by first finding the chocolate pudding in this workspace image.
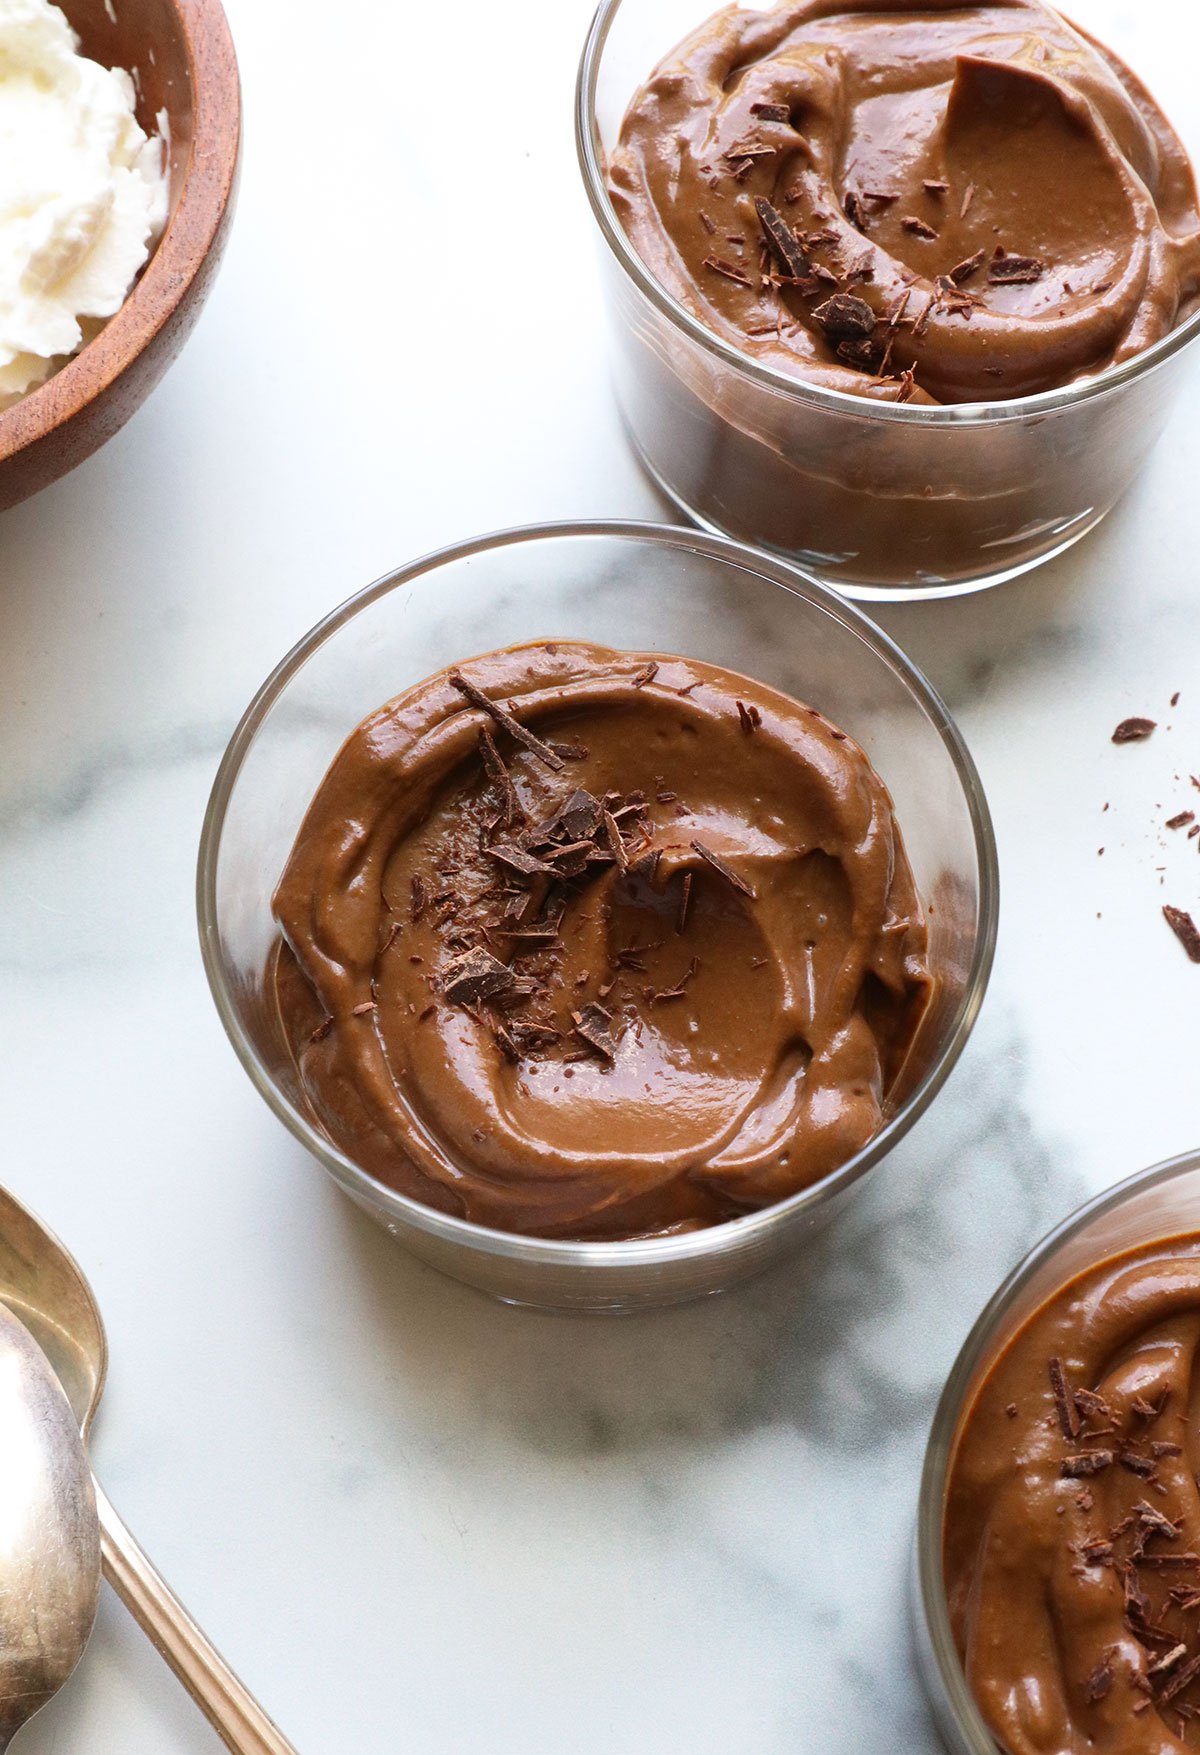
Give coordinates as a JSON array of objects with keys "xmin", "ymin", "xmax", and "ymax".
[
  {"xmin": 945, "ymin": 1235, "xmax": 1200, "ymax": 1751},
  {"xmin": 588, "ymin": 0, "xmax": 1200, "ymax": 589},
  {"xmin": 269, "ymin": 641, "xmax": 933, "ymax": 1240},
  {"xmin": 610, "ymin": 0, "xmax": 1200, "ymax": 404}
]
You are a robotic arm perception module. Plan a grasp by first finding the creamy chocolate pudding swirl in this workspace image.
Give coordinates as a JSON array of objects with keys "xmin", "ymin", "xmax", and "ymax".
[
  {"xmin": 946, "ymin": 1236, "xmax": 1200, "ymax": 1752},
  {"xmin": 270, "ymin": 642, "xmax": 932, "ymax": 1240},
  {"xmin": 609, "ymin": 0, "xmax": 1200, "ymax": 404}
]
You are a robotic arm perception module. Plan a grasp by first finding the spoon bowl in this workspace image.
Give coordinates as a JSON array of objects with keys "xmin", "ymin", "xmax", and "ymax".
[
  {"xmin": 0, "ymin": 1186, "xmax": 296, "ymax": 1755},
  {"xmin": 0, "ymin": 1300, "xmax": 100, "ymax": 1750}
]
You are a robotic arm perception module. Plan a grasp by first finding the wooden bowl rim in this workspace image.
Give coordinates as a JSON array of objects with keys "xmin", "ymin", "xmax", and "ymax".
[{"xmin": 0, "ymin": 0, "xmax": 241, "ymax": 461}]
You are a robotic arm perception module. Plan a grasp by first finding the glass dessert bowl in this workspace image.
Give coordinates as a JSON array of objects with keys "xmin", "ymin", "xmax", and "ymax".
[
  {"xmin": 198, "ymin": 521, "xmax": 997, "ymax": 1312},
  {"xmin": 576, "ymin": 0, "xmax": 1200, "ymax": 600},
  {"xmin": 915, "ymin": 1148, "xmax": 1200, "ymax": 1752}
]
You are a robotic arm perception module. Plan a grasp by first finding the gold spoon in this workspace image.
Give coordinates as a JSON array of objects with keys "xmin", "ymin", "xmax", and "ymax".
[
  {"xmin": 0, "ymin": 1184, "xmax": 298, "ymax": 1754},
  {"xmin": 0, "ymin": 1300, "xmax": 99, "ymax": 1749}
]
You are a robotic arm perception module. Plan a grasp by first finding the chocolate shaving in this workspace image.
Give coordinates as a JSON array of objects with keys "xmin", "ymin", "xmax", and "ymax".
[
  {"xmin": 1151, "ymin": 1645, "xmax": 1190, "ymax": 1677},
  {"xmin": 923, "ymin": 178, "xmax": 949, "ymax": 195},
  {"xmin": 754, "ymin": 197, "xmax": 811, "ymax": 281},
  {"xmin": 449, "ymin": 672, "xmax": 565, "ymax": 771},
  {"xmin": 1049, "ymin": 1358, "xmax": 1081, "ymax": 1440},
  {"xmin": 1075, "ymin": 1387, "xmax": 1114, "ymax": 1426},
  {"xmin": 1137, "ymin": 1555, "xmax": 1200, "ymax": 1570},
  {"xmin": 989, "ymin": 250, "xmax": 1045, "ymax": 285},
  {"xmin": 478, "ymin": 725, "xmax": 520, "ymax": 827},
  {"xmin": 546, "ymin": 788, "xmax": 603, "ymax": 844},
  {"xmin": 1134, "ymin": 1501, "xmax": 1181, "ymax": 1541},
  {"xmin": 1167, "ymin": 811, "xmax": 1196, "ymax": 830},
  {"xmin": 488, "ymin": 842, "xmax": 556, "ymax": 880},
  {"xmin": 442, "ymin": 947, "xmax": 520, "ymax": 1007},
  {"xmin": 843, "ymin": 189, "xmax": 866, "ymax": 230},
  {"xmin": 645, "ymin": 956, "xmax": 699, "ymax": 1005},
  {"xmin": 572, "ymin": 1003, "xmax": 617, "ymax": 1062},
  {"xmin": 690, "ymin": 839, "xmax": 756, "ymax": 899},
  {"xmin": 1112, "ymin": 717, "xmax": 1157, "ymax": 743},
  {"xmin": 812, "ymin": 292, "xmax": 876, "ymax": 338},
  {"xmin": 677, "ymin": 872, "xmax": 693, "ymax": 934},
  {"xmin": 308, "ymin": 1016, "xmax": 334, "ymax": 1044},
  {"xmin": 1159, "ymin": 1650, "xmax": 1200, "ymax": 1704},
  {"xmin": 1164, "ymin": 906, "xmax": 1200, "ymax": 963},
  {"xmin": 1061, "ymin": 1451, "xmax": 1114, "ymax": 1477},
  {"xmin": 411, "ymin": 874, "xmax": 428, "ymax": 921},
  {"xmin": 959, "ymin": 182, "xmax": 976, "ymax": 218},
  {"xmin": 736, "ymin": 699, "xmax": 762, "ymax": 733},
  {"xmin": 703, "ymin": 254, "xmax": 753, "ymax": 286},
  {"xmin": 722, "ymin": 138, "xmax": 776, "ymax": 169},
  {"xmin": 901, "ymin": 215, "xmax": 939, "ymax": 240},
  {"xmin": 1085, "ymin": 1654, "xmax": 1116, "ymax": 1701},
  {"xmin": 750, "ymin": 100, "xmax": 791, "ymax": 123},
  {"xmin": 632, "ymin": 661, "xmax": 659, "ymax": 688},
  {"xmin": 1118, "ymin": 1450, "xmax": 1159, "ymax": 1479},
  {"xmin": 949, "ymin": 250, "xmax": 986, "ymax": 285},
  {"xmin": 602, "ymin": 806, "xmax": 630, "ymax": 874}
]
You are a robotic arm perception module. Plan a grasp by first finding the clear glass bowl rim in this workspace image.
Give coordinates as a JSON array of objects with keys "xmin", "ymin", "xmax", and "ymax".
[
  {"xmin": 575, "ymin": 0, "xmax": 1200, "ymax": 427},
  {"xmin": 196, "ymin": 517, "xmax": 999, "ymax": 1270},
  {"xmin": 915, "ymin": 1144, "xmax": 1200, "ymax": 1751}
]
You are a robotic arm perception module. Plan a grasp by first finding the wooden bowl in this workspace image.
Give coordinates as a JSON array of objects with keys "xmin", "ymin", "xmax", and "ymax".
[{"xmin": 0, "ymin": 0, "xmax": 241, "ymax": 512}]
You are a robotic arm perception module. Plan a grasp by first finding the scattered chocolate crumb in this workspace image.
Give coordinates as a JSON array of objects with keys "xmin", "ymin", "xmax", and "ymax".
[
  {"xmin": 1164, "ymin": 905, "xmax": 1200, "ymax": 963},
  {"xmin": 901, "ymin": 215, "xmax": 939, "ymax": 239},
  {"xmin": 754, "ymin": 196, "xmax": 811, "ymax": 281},
  {"xmin": 690, "ymin": 839, "xmax": 756, "ymax": 899},
  {"xmin": 1006, "ymin": 1402, "xmax": 1018, "ymax": 1419},
  {"xmin": 449, "ymin": 672, "xmax": 566, "ymax": 772},
  {"xmin": 1167, "ymin": 811, "xmax": 1196, "ymax": 830},
  {"xmin": 1112, "ymin": 717, "xmax": 1157, "ymax": 744},
  {"xmin": 1172, "ymin": 691, "xmax": 1182, "ymax": 707}
]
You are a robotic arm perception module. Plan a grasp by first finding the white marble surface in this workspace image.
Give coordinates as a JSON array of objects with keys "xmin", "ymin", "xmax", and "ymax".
[{"xmin": 2, "ymin": 0, "xmax": 1200, "ymax": 1748}]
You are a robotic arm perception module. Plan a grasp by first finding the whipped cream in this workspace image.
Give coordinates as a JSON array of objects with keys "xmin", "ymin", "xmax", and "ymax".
[{"xmin": 0, "ymin": 0, "xmax": 168, "ymax": 409}]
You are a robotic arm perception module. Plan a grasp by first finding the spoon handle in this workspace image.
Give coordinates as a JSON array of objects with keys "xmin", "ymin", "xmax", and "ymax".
[{"xmin": 93, "ymin": 1478, "xmax": 298, "ymax": 1754}]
